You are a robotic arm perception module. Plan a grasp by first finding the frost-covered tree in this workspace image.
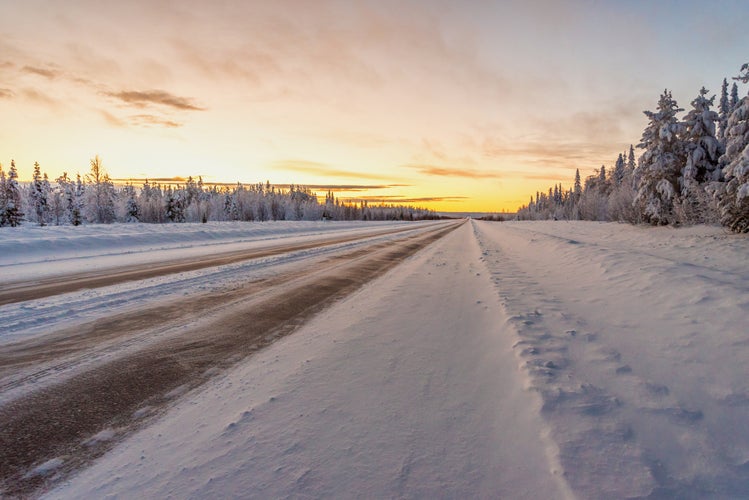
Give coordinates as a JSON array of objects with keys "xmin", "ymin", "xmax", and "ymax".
[
  {"xmin": 573, "ymin": 168, "xmax": 582, "ymax": 198},
  {"xmin": 122, "ymin": 184, "xmax": 140, "ymax": 222},
  {"xmin": 72, "ymin": 174, "xmax": 85, "ymax": 225},
  {"xmin": 0, "ymin": 163, "xmax": 7, "ymax": 227},
  {"xmin": 713, "ymin": 86, "xmax": 749, "ymax": 232},
  {"xmin": 635, "ymin": 90, "xmax": 686, "ymax": 225},
  {"xmin": 4, "ymin": 160, "xmax": 24, "ymax": 226},
  {"xmin": 29, "ymin": 162, "xmax": 50, "ymax": 226},
  {"xmin": 85, "ymin": 156, "xmax": 116, "ymax": 223},
  {"xmin": 613, "ymin": 154, "xmax": 625, "ymax": 186},
  {"xmin": 678, "ymin": 87, "xmax": 722, "ymax": 223},
  {"xmin": 718, "ymin": 78, "xmax": 731, "ymax": 142},
  {"xmin": 737, "ymin": 63, "xmax": 749, "ymax": 84},
  {"xmin": 730, "ymin": 83, "xmax": 740, "ymax": 111},
  {"xmin": 682, "ymin": 87, "xmax": 722, "ymax": 186}
]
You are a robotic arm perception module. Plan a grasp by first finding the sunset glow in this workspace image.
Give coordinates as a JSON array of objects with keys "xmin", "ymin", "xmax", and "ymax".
[{"xmin": 2, "ymin": 0, "xmax": 748, "ymax": 212}]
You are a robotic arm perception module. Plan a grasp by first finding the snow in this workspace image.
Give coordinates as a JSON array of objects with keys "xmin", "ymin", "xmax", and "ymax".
[
  {"xmin": 0, "ymin": 220, "xmax": 420, "ymax": 283},
  {"xmin": 0, "ymin": 220, "xmax": 436, "ymax": 349},
  {"xmin": 1, "ymin": 219, "xmax": 747, "ymax": 497}
]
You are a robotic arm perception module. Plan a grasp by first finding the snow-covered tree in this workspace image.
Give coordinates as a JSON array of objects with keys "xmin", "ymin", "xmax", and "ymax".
[
  {"xmin": 678, "ymin": 87, "xmax": 722, "ymax": 223},
  {"xmin": 85, "ymin": 156, "xmax": 116, "ymax": 223},
  {"xmin": 3, "ymin": 160, "xmax": 24, "ymax": 226},
  {"xmin": 737, "ymin": 63, "xmax": 749, "ymax": 84},
  {"xmin": 29, "ymin": 162, "xmax": 50, "ymax": 226},
  {"xmin": 718, "ymin": 78, "xmax": 731, "ymax": 142},
  {"xmin": 635, "ymin": 90, "xmax": 686, "ymax": 225},
  {"xmin": 122, "ymin": 184, "xmax": 140, "ymax": 222},
  {"xmin": 730, "ymin": 83, "xmax": 740, "ymax": 111},
  {"xmin": 0, "ymin": 163, "xmax": 7, "ymax": 227},
  {"xmin": 682, "ymin": 87, "xmax": 722, "ymax": 186},
  {"xmin": 713, "ymin": 86, "xmax": 749, "ymax": 232},
  {"xmin": 613, "ymin": 154, "xmax": 625, "ymax": 186}
]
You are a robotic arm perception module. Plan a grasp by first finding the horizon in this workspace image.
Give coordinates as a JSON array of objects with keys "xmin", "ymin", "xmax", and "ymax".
[{"xmin": 2, "ymin": 0, "xmax": 748, "ymax": 212}]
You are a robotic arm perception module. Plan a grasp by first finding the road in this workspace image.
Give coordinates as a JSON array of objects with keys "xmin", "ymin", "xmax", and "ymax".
[{"xmin": 0, "ymin": 220, "xmax": 460, "ymax": 497}]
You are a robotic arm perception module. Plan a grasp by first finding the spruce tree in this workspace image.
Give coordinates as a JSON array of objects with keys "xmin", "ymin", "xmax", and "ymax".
[
  {"xmin": 5, "ymin": 160, "xmax": 24, "ymax": 226},
  {"xmin": 30, "ymin": 162, "xmax": 50, "ymax": 226},
  {"xmin": 635, "ymin": 90, "xmax": 685, "ymax": 225},
  {"xmin": 613, "ymin": 153, "xmax": 625, "ymax": 185},
  {"xmin": 0, "ymin": 163, "xmax": 7, "ymax": 227},
  {"xmin": 714, "ymin": 87, "xmax": 749, "ymax": 232},
  {"xmin": 730, "ymin": 83, "xmax": 740, "ymax": 111},
  {"xmin": 682, "ymin": 87, "xmax": 722, "ymax": 187},
  {"xmin": 85, "ymin": 156, "xmax": 116, "ymax": 223},
  {"xmin": 718, "ymin": 78, "xmax": 730, "ymax": 142}
]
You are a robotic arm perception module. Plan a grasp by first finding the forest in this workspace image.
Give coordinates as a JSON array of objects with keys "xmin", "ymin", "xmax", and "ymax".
[
  {"xmin": 0, "ymin": 157, "xmax": 436, "ymax": 227},
  {"xmin": 517, "ymin": 65, "xmax": 749, "ymax": 233}
]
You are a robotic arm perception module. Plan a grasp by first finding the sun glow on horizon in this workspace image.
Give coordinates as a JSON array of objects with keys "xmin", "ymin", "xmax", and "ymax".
[{"xmin": 2, "ymin": 1, "xmax": 748, "ymax": 213}]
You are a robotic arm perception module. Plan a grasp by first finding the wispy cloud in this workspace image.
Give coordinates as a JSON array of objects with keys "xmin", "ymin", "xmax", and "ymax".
[
  {"xmin": 111, "ymin": 176, "xmax": 188, "ymax": 184},
  {"xmin": 21, "ymin": 65, "xmax": 60, "ymax": 79},
  {"xmin": 340, "ymin": 194, "xmax": 468, "ymax": 204},
  {"xmin": 407, "ymin": 163, "xmax": 501, "ymax": 179},
  {"xmin": 99, "ymin": 109, "xmax": 126, "ymax": 127},
  {"xmin": 272, "ymin": 160, "xmax": 400, "ymax": 181},
  {"xmin": 303, "ymin": 184, "xmax": 409, "ymax": 192},
  {"xmin": 0, "ymin": 88, "xmax": 13, "ymax": 99},
  {"xmin": 131, "ymin": 114, "xmax": 182, "ymax": 128},
  {"xmin": 105, "ymin": 89, "xmax": 205, "ymax": 111},
  {"xmin": 21, "ymin": 88, "xmax": 59, "ymax": 106}
]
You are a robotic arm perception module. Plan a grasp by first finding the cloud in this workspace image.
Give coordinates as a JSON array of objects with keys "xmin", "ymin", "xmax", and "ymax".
[
  {"xmin": 130, "ymin": 114, "xmax": 182, "ymax": 128},
  {"xmin": 99, "ymin": 109, "xmax": 126, "ymax": 127},
  {"xmin": 105, "ymin": 89, "xmax": 205, "ymax": 111},
  {"xmin": 303, "ymin": 184, "xmax": 409, "ymax": 192},
  {"xmin": 480, "ymin": 136, "xmax": 627, "ymax": 170},
  {"xmin": 339, "ymin": 194, "xmax": 468, "ymax": 204},
  {"xmin": 407, "ymin": 163, "xmax": 502, "ymax": 179},
  {"xmin": 0, "ymin": 88, "xmax": 13, "ymax": 99},
  {"xmin": 22, "ymin": 65, "xmax": 60, "ymax": 79},
  {"xmin": 21, "ymin": 88, "xmax": 59, "ymax": 107},
  {"xmin": 110, "ymin": 177, "xmax": 188, "ymax": 185},
  {"xmin": 272, "ymin": 160, "xmax": 400, "ymax": 181}
]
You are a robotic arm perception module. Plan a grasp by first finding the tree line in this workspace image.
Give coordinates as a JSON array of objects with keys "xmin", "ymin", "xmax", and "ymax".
[
  {"xmin": 0, "ymin": 156, "xmax": 436, "ymax": 227},
  {"xmin": 516, "ymin": 63, "xmax": 749, "ymax": 233}
]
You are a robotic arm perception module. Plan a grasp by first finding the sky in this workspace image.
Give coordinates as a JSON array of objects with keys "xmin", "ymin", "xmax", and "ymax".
[{"xmin": 1, "ymin": 0, "xmax": 748, "ymax": 212}]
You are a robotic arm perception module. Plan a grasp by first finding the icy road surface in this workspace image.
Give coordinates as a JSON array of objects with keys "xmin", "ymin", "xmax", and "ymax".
[{"xmin": 1, "ymin": 220, "xmax": 747, "ymax": 498}]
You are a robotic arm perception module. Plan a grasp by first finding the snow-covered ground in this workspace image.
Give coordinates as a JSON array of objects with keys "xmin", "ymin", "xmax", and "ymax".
[
  {"xmin": 0, "ymin": 220, "xmax": 425, "ymax": 282},
  {"xmin": 2, "ymin": 220, "xmax": 748, "ymax": 498}
]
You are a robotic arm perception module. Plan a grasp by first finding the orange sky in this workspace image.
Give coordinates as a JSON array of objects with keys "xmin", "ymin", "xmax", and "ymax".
[{"xmin": 1, "ymin": 0, "xmax": 747, "ymax": 212}]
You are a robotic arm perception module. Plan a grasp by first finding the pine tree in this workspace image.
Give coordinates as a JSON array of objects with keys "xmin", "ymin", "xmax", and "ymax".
[
  {"xmin": 682, "ymin": 87, "xmax": 722, "ymax": 187},
  {"xmin": 30, "ymin": 162, "xmax": 50, "ymax": 226},
  {"xmin": 718, "ymin": 78, "xmax": 730, "ymax": 142},
  {"xmin": 72, "ymin": 174, "xmax": 84, "ymax": 225},
  {"xmin": 123, "ymin": 184, "xmax": 140, "ymax": 222},
  {"xmin": 679, "ymin": 87, "xmax": 722, "ymax": 223},
  {"xmin": 730, "ymin": 83, "xmax": 740, "ymax": 111},
  {"xmin": 613, "ymin": 153, "xmax": 625, "ymax": 185},
  {"xmin": 635, "ymin": 90, "xmax": 685, "ymax": 225},
  {"xmin": 737, "ymin": 62, "xmax": 749, "ymax": 84},
  {"xmin": 85, "ymin": 156, "xmax": 116, "ymax": 223},
  {"xmin": 4, "ymin": 160, "xmax": 24, "ymax": 226},
  {"xmin": 0, "ymin": 163, "xmax": 7, "ymax": 227},
  {"xmin": 573, "ymin": 168, "xmax": 582, "ymax": 199},
  {"xmin": 714, "ymin": 87, "xmax": 749, "ymax": 232}
]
